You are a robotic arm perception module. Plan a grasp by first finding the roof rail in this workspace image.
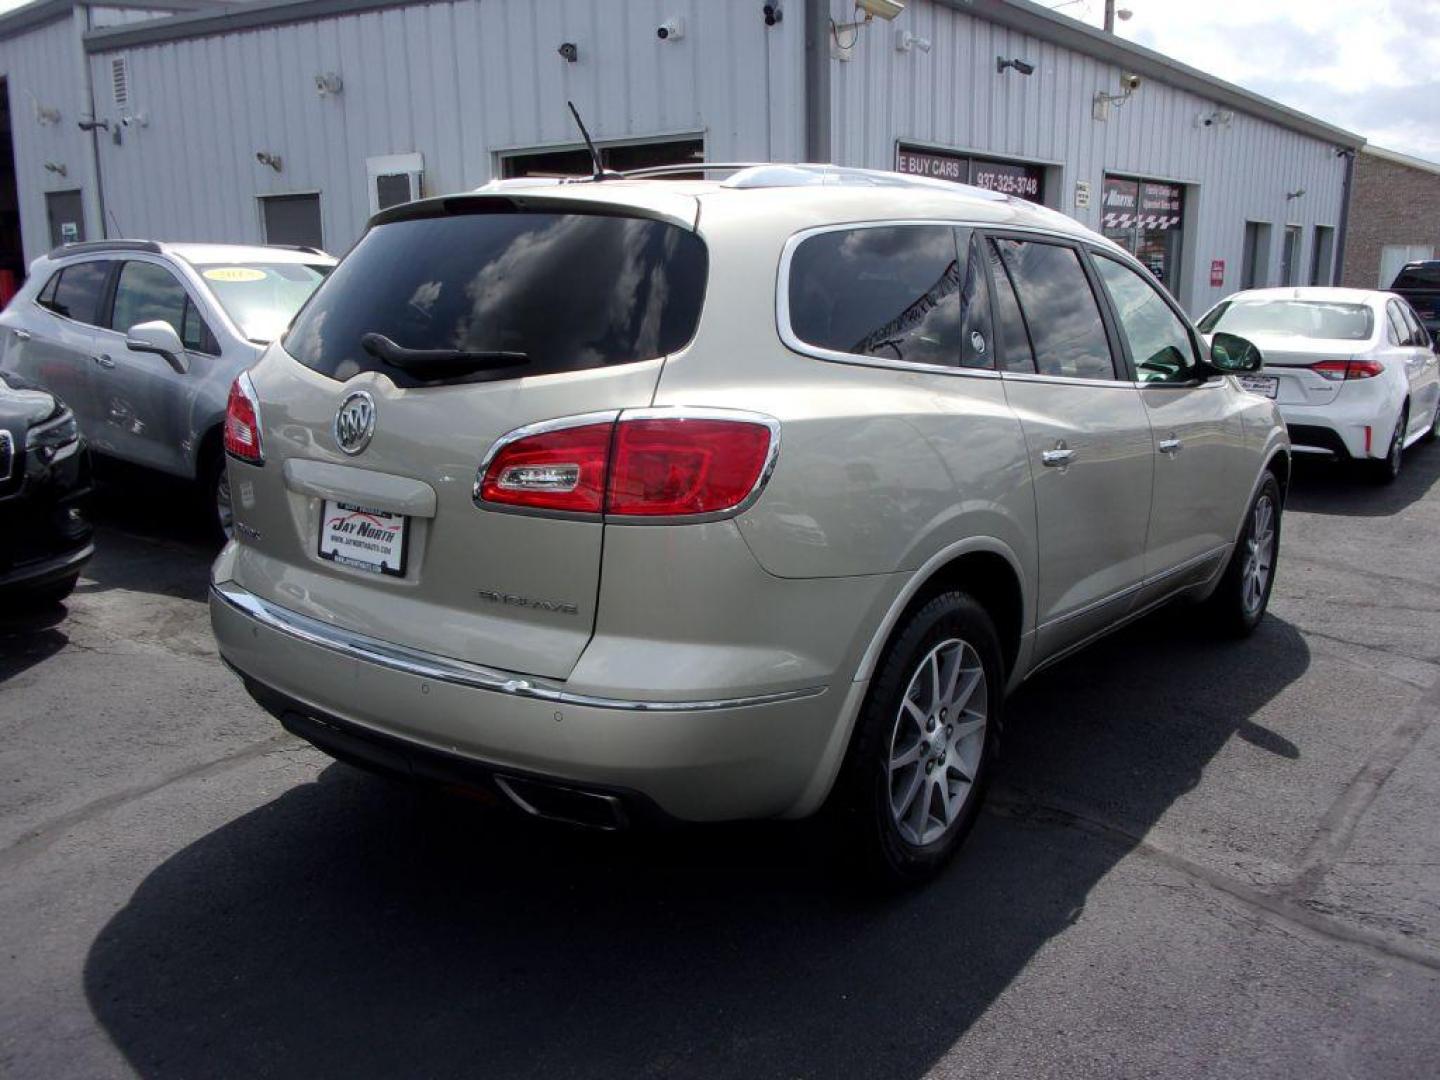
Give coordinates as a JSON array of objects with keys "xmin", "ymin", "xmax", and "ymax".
[
  {"xmin": 618, "ymin": 163, "xmax": 770, "ymax": 179},
  {"xmin": 46, "ymin": 239, "xmax": 162, "ymax": 258},
  {"xmin": 265, "ymin": 244, "xmax": 330, "ymax": 256}
]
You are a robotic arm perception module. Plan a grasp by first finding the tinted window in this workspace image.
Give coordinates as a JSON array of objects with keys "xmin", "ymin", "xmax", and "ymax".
[
  {"xmin": 789, "ymin": 225, "xmax": 962, "ymax": 367},
  {"xmin": 47, "ymin": 261, "xmax": 110, "ymax": 325},
  {"xmin": 957, "ymin": 236, "xmax": 994, "ymax": 370},
  {"xmin": 36, "ymin": 271, "xmax": 60, "ymax": 308},
  {"xmin": 1092, "ymin": 254, "xmax": 1197, "ymax": 383},
  {"xmin": 195, "ymin": 262, "xmax": 329, "ymax": 343},
  {"xmin": 1398, "ymin": 302, "xmax": 1430, "ymax": 348},
  {"xmin": 1386, "ymin": 303, "xmax": 1407, "ymax": 346},
  {"xmin": 112, "ymin": 261, "xmax": 189, "ymax": 338},
  {"xmin": 181, "ymin": 298, "xmax": 216, "ymax": 353},
  {"xmin": 994, "ymin": 239, "xmax": 1115, "ymax": 380},
  {"xmin": 1392, "ymin": 264, "xmax": 1440, "ymax": 289},
  {"xmin": 286, "ymin": 211, "xmax": 708, "ymax": 387},
  {"xmin": 985, "ymin": 240, "xmax": 1035, "ymax": 373},
  {"xmin": 1199, "ymin": 299, "xmax": 1374, "ymax": 341}
]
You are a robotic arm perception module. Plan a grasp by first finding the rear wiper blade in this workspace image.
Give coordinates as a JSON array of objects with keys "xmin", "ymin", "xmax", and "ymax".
[{"xmin": 361, "ymin": 332, "xmax": 529, "ymax": 377}]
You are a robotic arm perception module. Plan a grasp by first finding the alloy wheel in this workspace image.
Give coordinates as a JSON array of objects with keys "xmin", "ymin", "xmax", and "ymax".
[
  {"xmin": 1241, "ymin": 494, "xmax": 1275, "ymax": 616},
  {"xmin": 887, "ymin": 637, "xmax": 988, "ymax": 846}
]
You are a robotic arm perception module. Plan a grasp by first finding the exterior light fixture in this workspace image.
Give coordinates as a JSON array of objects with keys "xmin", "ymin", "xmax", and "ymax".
[
  {"xmin": 1092, "ymin": 73, "xmax": 1141, "ymax": 120},
  {"xmin": 996, "ymin": 56, "xmax": 1035, "ymax": 74},
  {"xmin": 255, "ymin": 151, "xmax": 283, "ymax": 172},
  {"xmin": 896, "ymin": 29, "xmax": 931, "ymax": 52},
  {"xmin": 831, "ymin": 0, "xmax": 905, "ymax": 60},
  {"xmin": 763, "ymin": 2, "xmax": 783, "ymax": 26},
  {"xmin": 32, "ymin": 100, "xmax": 61, "ymax": 126},
  {"xmin": 314, "ymin": 72, "xmax": 343, "ymax": 97}
]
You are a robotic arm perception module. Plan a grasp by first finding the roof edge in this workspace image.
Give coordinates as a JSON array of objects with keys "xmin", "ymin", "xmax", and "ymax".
[
  {"xmin": 943, "ymin": 0, "xmax": 1364, "ymax": 150},
  {"xmin": 1361, "ymin": 144, "xmax": 1440, "ymax": 177},
  {"xmin": 0, "ymin": 0, "xmax": 228, "ymax": 44},
  {"xmin": 83, "ymin": 0, "xmax": 442, "ymax": 51}
]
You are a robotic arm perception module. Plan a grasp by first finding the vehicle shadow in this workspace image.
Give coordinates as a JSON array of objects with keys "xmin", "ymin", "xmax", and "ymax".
[
  {"xmin": 80, "ymin": 464, "xmax": 217, "ymax": 603},
  {"xmin": 82, "ymin": 609, "xmax": 1310, "ymax": 1080},
  {"xmin": 1284, "ymin": 438, "xmax": 1440, "ymax": 517},
  {"xmin": 0, "ymin": 607, "xmax": 68, "ymax": 685}
]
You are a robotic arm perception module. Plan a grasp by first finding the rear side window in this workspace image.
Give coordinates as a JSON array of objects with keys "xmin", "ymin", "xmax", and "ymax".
[
  {"xmin": 992, "ymin": 239, "xmax": 1116, "ymax": 380},
  {"xmin": 44, "ymin": 261, "xmax": 111, "ymax": 325},
  {"xmin": 1392, "ymin": 264, "xmax": 1440, "ymax": 289},
  {"xmin": 284, "ymin": 211, "xmax": 707, "ymax": 387},
  {"xmin": 1398, "ymin": 302, "xmax": 1430, "ymax": 348},
  {"xmin": 787, "ymin": 224, "xmax": 991, "ymax": 369}
]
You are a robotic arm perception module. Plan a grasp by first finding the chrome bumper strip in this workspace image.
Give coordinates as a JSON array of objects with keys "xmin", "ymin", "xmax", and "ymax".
[{"xmin": 211, "ymin": 581, "xmax": 826, "ymax": 713}]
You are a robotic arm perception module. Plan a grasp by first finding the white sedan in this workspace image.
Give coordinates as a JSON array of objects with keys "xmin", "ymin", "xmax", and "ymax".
[{"xmin": 1198, "ymin": 287, "xmax": 1440, "ymax": 483}]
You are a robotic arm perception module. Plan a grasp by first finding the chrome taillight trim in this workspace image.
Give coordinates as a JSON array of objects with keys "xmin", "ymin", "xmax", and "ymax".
[{"xmin": 471, "ymin": 406, "xmax": 782, "ymax": 524}]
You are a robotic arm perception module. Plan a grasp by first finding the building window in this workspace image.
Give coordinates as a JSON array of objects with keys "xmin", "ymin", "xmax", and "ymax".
[
  {"xmin": 895, "ymin": 145, "xmax": 1046, "ymax": 203},
  {"xmin": 1379, "ymin": 244, "xmax": 1436, "ymax": 289},
  {"xmin": 501, "ymin": 138, "xmax": 703, "ymax": 179},
  {"xmin": 1101, "ymin": 176, "xmax": 1185, "ymax": 294},
  {"xmin": 1241, "ymin": 221, "xmax": 1272, "ymax": 289},
  {"xmin": 366, "ymin": 153, "xmax": 424, "ymax": 214},
  {"xmin": 1310, "ymin": 226, "xmax": 1335, "ymax": 286},
  {"xmin": 1281, "ymin": 225, "xmax": 1303, "ymax": 286},
  {"xmin": 260, "ymin": 194, "xmax": 323, "ymax": 251}
]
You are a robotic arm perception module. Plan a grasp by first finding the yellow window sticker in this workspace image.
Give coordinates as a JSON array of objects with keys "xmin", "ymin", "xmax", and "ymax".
[{"xmin": 203, "ymin": 267, "xmax": 268, "ymax": 283}]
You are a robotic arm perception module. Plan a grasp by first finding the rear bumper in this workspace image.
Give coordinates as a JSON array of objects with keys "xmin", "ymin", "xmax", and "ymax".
[
  {"xmin": 1279, "ymin": 384, "xmax": 1400, "ymax": 460},
  {"xmin": 210, "ymin": 579, "xmax": 843, "ymax": 822}
]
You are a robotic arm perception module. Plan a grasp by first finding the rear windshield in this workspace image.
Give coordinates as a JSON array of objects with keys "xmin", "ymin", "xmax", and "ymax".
[
  {"xmin": 283, "ymin": 211, "xmax": 708, "ymax": 387},
  {"xmin": 1198, "ymin": 299, "xmax": 1374, "ymax": 341},
  {"xmin": 195, "ymin": 263, "xmax": 331, "ymax": 343},
  {"xmin": 1392, "ymin": 264, "xmax": 1440, "ymax": 289}
]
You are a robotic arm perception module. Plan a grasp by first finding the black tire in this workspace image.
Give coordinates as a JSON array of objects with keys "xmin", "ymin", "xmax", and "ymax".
[
  {"xmin": 199, "ymin": 448, "xmax": 234, "ymax": 542},
  {"xmin": 18, "ymin": 572, "xmax": 80, "ymax": 609},
  {"xmin": 828, "ymin": 590, "xmax": 1003, "ymax": 887},
  {"xmin": 1207, "ymin": 473, "xmax": 1281, "ymax": 637},
  {"xmin": 1367, "ymin": 406, "xmax": 1407, "ymax": 485}
]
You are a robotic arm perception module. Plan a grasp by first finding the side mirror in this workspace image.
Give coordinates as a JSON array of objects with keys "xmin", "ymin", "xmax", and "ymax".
[
  {"xmin": 126, "ymin": 320, "xmax": 189, "ymax": 375},
  {"xmin": 1208, "ymin": 331, "xmax": 1264, "ymax": 375}
]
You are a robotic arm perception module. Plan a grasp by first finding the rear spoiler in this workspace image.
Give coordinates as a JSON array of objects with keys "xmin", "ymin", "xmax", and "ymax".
[{"xmin": 368, "ymin": 186, "xmax": 700, "ymax": 233}]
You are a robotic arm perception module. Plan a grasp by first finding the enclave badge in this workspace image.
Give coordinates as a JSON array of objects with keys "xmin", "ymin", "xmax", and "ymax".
[{"xmin": 333, "ymin": 391, "xmax": 376, "ymax": 455}]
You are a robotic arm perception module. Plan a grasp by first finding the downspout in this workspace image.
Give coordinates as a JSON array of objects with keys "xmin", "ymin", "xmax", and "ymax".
[
  {"xmin": 79, "ymin": 5, "xmax": 110, "ymax": 239},
  {"xmin": 804, "ymin": 0, "xmax": 831, "ymax": 163},
  {"xmin": 1332, "ymin": 146, "xmax": 1356, "ymax": 287}
]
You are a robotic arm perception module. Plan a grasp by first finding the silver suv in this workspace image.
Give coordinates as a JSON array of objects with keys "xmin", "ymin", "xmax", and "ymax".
[
  {"xmin": 209, "ymin": 166, "xmax": 1288, "ymax": 882},
  {"xmin": 0, "ymin": 241, "xmax": 335, "ymax": 535}
]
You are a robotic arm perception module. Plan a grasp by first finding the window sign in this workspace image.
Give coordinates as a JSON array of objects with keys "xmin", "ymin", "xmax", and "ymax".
[
  {"xmin": 1102, "ymin": 175, "xmax": 1186, "ymax": 293},
  {"xmin": 896, "ymin": 145, "xmax": 1045, "ymax": 204}
]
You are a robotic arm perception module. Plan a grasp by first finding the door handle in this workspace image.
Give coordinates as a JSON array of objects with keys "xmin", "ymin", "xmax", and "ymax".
[
  {"xmin": 91, "ymin": 353, "xmax": 115, "ymax": 369},
  {"xmin": 1158, "ymin": 437, "xmax": 1183, "ymax": 455},
  {"xmin": 1041, "ymin": 445, "xmax": 1077, "ymax": 468},
  {"xmin": 13, "ymin": 329, "xmax": 31, "ymax": 342}
]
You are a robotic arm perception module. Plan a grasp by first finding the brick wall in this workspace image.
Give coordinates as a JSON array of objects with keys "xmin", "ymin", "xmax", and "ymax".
[{"xmin": 1342, "ymin": 150, "xmax": 1440, "ymax": 288}]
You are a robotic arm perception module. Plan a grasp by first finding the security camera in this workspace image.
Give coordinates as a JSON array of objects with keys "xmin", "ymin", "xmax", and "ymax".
[
  {"xmin": 656, "ymin": 17, "xmax": 685, "ymax": 41},
  {"xmin": 1012, "ymin": 58, "xmax": 1035, "ymax": 75},
  {"xmin": 557, "ymin": 41, "xmax": 578, "ymax": 62},
  {"xmin": 762, "ymin": 3, "xmax": 783, "ymax": 26},
  {"xmin": 1122, "ymin": 72, "xmax": 1142, "ymax": 91},
  {"xmin": 856, "ymin": 0, "xmax": 905, "ymax": 20}
]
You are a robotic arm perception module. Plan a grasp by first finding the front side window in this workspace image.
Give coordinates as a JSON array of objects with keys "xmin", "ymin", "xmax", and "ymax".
[
  {"xmin": 112, "ymin": 261, "xmax": 189, "ymax": 338},
  {"xmin": 285, "ymin": 210, "xmax": 708, "ymax": 387},
  {"xmin": 992, "ymin": 239, "xmax": 1115, "ymax": 380},
  {"xmin": 1092, "ymin": 254, "xmax": 1197, "ymax": 383},
  {"xmin": 985, "ymin": 240, "xmax": 1035, "ymax": 373},
  {"xmin": 788, "ymin": 224, "xmax": 965, "ymax": 368},
  {"xmin": 45, "ymin": 261, "xmax": 111, "ymax": 325}
]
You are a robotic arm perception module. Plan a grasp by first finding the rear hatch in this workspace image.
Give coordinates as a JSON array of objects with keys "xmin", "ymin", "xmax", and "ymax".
[{"xmin": 229, "ymin": 191, "xmax": 707, "ymax": 679}]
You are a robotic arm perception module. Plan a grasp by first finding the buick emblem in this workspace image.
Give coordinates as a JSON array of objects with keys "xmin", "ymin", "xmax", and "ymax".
[{"xmin": 333, "ymin": 391, "xmax": 376, "ymax": 455}]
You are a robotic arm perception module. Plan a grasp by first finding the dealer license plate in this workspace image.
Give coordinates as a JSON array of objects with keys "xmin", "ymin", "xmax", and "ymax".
[
  {"xmin": 1238, "ymin": 374, "xmax": 1279, "ymax": 399},
  {"xmin": 318, "ymin": 501, "xmax": 409, "ymax": 577}
]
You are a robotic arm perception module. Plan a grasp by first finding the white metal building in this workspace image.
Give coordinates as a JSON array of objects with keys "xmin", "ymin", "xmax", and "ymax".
[{"xmin": 0, "ymin": 0, "xmax": 1363, "ymax": 314}]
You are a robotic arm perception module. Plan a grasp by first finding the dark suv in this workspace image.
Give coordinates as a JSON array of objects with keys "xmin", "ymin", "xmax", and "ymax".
[{"xmin": 1391, "ymin": 261, "xmax": 1440, "ymax": 340}]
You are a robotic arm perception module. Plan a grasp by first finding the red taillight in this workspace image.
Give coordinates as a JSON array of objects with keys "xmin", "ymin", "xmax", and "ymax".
[
  {"xmin": 1311, "ymin": 359, "xmax": 1384, "ymax": 381},
  {"xmin": 224, "ymin": 373, "xmax": 264, "ymax": 463},
  {"xmin": 476, "ymin": 413, "xmax": 776, "ymax": 518},
  {"xmin": 479, "ymin": 422, "xmax": 613, "ymax": 513}
]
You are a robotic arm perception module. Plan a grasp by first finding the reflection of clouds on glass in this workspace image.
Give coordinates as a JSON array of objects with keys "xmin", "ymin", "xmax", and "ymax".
[
  {"xmin": 291, "ymin": 309, "xmax": 327, "ymax": 366},
  {"xmin": 998, "ymin": 240, "xmax": 1113, "ymax": 380},
  {"xmin": 408, "ymin": 281, "xmax": 442, "ymax": 317}
]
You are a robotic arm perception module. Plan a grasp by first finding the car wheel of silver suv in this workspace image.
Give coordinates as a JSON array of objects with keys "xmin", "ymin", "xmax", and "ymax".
[
  {"xmin": 1206, "ymin": 473, "xmax": 1281, "ymax": 638},
  {"xmin": 831, "ymin": 590, "xmax": 1003, "ymax": 886}
]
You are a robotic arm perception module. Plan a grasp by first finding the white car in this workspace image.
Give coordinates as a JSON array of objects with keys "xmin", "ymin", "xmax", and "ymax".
[{"xmin": 1198, "ymin": 288, "xmax": 1440, "ymax": 483}]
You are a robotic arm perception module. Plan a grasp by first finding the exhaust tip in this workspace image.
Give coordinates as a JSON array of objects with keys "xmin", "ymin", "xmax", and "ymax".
[{"xmin": 495, "ymin": 775, "xmax": 628, "ymax": 831}]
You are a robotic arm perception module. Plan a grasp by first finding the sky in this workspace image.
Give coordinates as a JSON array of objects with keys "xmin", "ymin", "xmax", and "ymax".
[
  {"xmin": 1067, "ymin": 0, "xmax": 1440, "ymax": 162},
  {"xmin": 0, "ymin": 0, "xmax": 1434, "ymax": 162}
]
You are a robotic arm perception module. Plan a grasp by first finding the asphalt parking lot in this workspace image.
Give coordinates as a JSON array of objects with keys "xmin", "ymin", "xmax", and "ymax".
[{"xmin": 3, "ymin": 450, "xmax": 1440, "ymax": 1080}]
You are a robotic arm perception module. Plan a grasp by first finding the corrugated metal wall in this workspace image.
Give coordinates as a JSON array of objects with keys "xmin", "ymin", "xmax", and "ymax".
[
  {"xmin": 827, "ymin": 0, "xmax": 1349, "ymax": 313},
  {"xmin": 85, "ymin": 0, "xmax": 802, "ymax": 256}
]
